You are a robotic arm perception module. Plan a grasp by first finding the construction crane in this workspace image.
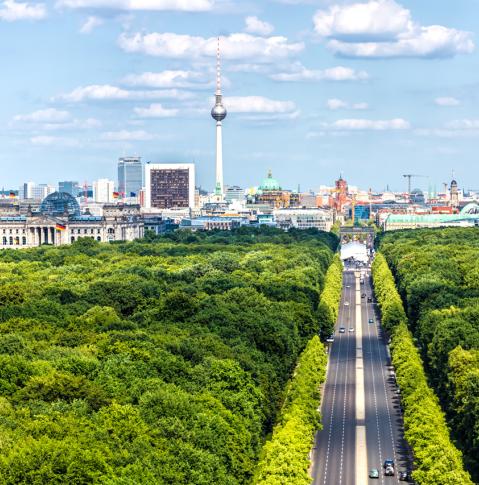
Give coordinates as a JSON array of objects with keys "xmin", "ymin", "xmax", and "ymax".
[{"xmin": 403, "ymin": 174, "xmax": 428, "ymax": 198}]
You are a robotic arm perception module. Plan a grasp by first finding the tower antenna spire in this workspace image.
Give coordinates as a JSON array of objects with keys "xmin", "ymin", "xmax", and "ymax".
[{"xmin": 216, "ymin": 37, "xmax": 221, "ymax": 96}]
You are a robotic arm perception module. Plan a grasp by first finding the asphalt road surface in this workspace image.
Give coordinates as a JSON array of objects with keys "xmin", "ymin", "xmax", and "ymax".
[{"xmin": 311, "ymin": 265, "xmax": 411, "ymax": 485}]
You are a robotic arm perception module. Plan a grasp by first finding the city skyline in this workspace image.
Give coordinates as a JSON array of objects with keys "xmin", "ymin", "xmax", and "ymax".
[{"xmin": 1, "ymin": 0, "xmax": 479, "ymax": 191}]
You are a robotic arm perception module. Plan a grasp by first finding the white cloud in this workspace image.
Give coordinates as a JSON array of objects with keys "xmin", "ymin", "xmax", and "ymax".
[
  {"xmin": 352, "ymin": 102, "xmax": 369, "ymax": 110},
  {"xmin": 324, "ymin": 118, "xmax": 410, "ymax": 130},
  {"xmin": 80, "ymin": 15, "xmax": 103, "ymax": 33},
  {"xmin": 446, "ymin": 119, "xmax": 479, "ymax": 129},
  {"xmin": 223, "ymin": 96, "xmax": 299, "ymax": 120},
  {"xmin": 55, "ymin": 84, "xmax": 193, "ymax": 102},
  {"xmin": 14, "ymin": 108, "xmax": 71, "ymax": 123},
  {"xmin": 123, "ymin": 70, "xmax": 212, "ymax": 89},
  {"xmin": 245, "ymin": 16, "xmax": 274, "ymax": 36},
  {"xmin": 326, "ymin": 98, "xmax": 368, "ymax": 110},
  {"xmin": 435, "ymin": 96, "xmax": 460, "ymax": 106},
  {"xmin": 327, "ymin": 98, "xmax": 348, "ymax": 110},
  {"xmin": 0, "ymin": 0, "xmax": 46, "ymax": 21},
  {"xmin": 57, "ymin": 0, "xmax": 213, "ymax": 11},
  {"xmin": 226, "ymin": 96, "xmax": 296, "ymax": 113},
  {"xmin": 134, "ymin": 103, "xmax": 178, "ymax": 118},
  {"xmin": 101, "ymin": 130, "xmax": 155, "ymax": 141},
  {"xmin": 313, "ymin": 0, "xmax": 474, "ymax": 58},
  {"xmin": 30, "ymin": 135, "xmax": 80, "ymax": 146},
  {"xmin": 118, "ymin": 32, "xmax": 303, "ymax": 61},
  {"xmin": 271, "ymin": 64, "xmax": 368, "ymax": 81},
  {"xmin": 314, "ymin": 0, "xmax": 411, "ymax": 40}
]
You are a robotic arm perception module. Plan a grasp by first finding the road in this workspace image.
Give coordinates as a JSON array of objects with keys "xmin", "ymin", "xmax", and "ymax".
[{"xmin": 311, "ymin": 265, "xmax": 411, "ymax": 485}]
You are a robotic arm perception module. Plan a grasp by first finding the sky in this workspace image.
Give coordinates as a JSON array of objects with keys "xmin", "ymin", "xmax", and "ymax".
[{"xmin": 1, "ymin": 0, "xmax": 479, "ymax": 192}]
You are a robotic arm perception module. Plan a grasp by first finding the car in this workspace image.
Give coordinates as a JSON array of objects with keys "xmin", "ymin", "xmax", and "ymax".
[
  {"xmin": 349, "ymin": 327, "xmax": 354, "ymax": 332},
  {"xmin": 344, "ymin": 301, "xmax": 350, "ymax": 306},
  {"xmin": 385, "ymin": 465, "xmax": 394, "ymax": 476},
  {"xmin": 361, "ymin": 293, "xmax": 366, "ymax": 298},
  {"xmin": 326, "ymin": 335, "xmax": 335, "ymax": 343},
  {"xmin": 399, "ymin": 471, "xmax": 409, "ymax": 481},
  {"xmin": 367, "ymin": 297, "xmax": 373, "ymax": 302},
  {"xmin": 384, "ymin": 459, "xmax": 395, "ymax": 469},
  {"xmin": 339, "ymin": 327, "xmax": 346, "ymax": 333},
  {"xmin": 345, "ymin": 285, "xmax": 350, "ymax": 288},
  {"xmin": 368, "ymin": 318, "xmax": 374, "ymax": 324},
  {"xmin": 369, "ymin": 468, "xmax": 379, "ymax": 479}
]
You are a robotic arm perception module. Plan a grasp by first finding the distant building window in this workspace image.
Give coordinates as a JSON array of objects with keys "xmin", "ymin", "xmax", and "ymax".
[
  {"xmin": 71, "ymin": 236, "xmax": 75, "ymax": 243},
  {"xmin": 9, "ymin": 236, "xmax": 13, "ymax": 245},
  {"xmin": 22, "ymin": 236, "xmax": 26, "ymax": 245},
  {"xmin": 2, "ymin": 237, "xmax": 6, "ymax": 245},
  {"xmin": 97, "ymin": 236, "xmax": 101, "ymax": 241}
]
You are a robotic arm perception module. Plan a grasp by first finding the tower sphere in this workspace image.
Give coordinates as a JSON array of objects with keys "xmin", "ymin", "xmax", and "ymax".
[{"xmin": 211, "ymin": 104, "xmax": 227, "ymax": 121}]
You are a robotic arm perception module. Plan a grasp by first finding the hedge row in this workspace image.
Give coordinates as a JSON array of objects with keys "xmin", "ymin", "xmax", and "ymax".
[
  {"xmin": 317, "ymin": 254, "xmax": 343, "ymax": 339},
  {"xmin": 372, "ymin": 254, "xmax": 473, "ymax": 485},
  {"xmin": 253, "ymin": 336, "xmax": 327, "ymax": 485}
]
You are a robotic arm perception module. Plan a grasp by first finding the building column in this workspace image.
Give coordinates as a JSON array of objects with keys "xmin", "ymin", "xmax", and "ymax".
[{"xmin": 36, "ymin": 227, "xmax": 41, "ymax": 246}]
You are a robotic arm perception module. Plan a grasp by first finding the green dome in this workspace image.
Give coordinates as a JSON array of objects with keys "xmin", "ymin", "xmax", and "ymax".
[{"xmin": 259, "ymin": 170, "xmax": 281, "ymax": 191}]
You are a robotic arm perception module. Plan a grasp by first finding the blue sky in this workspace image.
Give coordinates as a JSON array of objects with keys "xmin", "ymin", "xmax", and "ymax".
[{"xmin": 1, "ymin": 0, "xmax": 478, "ymax": 192}]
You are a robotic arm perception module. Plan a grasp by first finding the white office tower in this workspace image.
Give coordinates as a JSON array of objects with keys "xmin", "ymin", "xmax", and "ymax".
[
  {"xmin": 93, "ymin": 179, "xmax": 115, "ymax": 203},
  {"xmin": 19, "ymin": 182, "xmax": 55, "ymax": 200},
  {"xmin": 210, "ymin": 38, "xmax": 227, "ymax": 199}
]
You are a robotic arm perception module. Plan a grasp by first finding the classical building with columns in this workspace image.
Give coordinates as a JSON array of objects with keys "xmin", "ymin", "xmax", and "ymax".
[{"xmin": 0, "ymin": 192, "xmax": 143, "ymax": 249}]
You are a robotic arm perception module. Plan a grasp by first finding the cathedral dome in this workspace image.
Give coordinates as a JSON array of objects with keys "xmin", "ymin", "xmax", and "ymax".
[{"xmin": 259, "ymin": 170, "xmax": 281, "ymax": 191}]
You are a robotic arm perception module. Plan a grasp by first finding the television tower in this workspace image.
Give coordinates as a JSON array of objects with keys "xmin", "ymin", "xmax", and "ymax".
[{"xmin": 211, "ymin": 37, "xmax": 227, "ymax": 198}]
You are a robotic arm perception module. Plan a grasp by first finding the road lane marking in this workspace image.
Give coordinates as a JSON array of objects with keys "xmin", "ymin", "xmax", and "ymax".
[
  {"xmin": 365, "ymin": 285, "xmax": 384, "ymax": 485},
  {"xmin": 355, "ymin": 272, "xmax": 368, "ymax": 485},
  {"xmin": 337, "ymin": 274, "xmax": 352, "ymax": 485},
  {"xmin": 321, "ymin": 273, "xmax": 349, "ymax": 485}
]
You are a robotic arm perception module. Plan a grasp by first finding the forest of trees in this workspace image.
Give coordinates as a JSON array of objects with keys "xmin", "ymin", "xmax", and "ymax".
[
  {"xmin": 378, "ymin": 228, "xmax": 479, "ymax": 481},
  {"xmin": 372, "ymin": 254, "xmax": 472, "ymax": 485},
  {"xmin": 0, "ymin": 227, "xmax": 337, "ymax": 484},
  {"xmin": 254, "ymin": 255, "xmax": 342, "ymax": 484}
]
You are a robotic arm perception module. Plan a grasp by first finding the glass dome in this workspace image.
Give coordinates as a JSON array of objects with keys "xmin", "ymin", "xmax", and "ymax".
[{"xmin": 40, "ymin": 192, "xmax": 80, "ymax": 217}]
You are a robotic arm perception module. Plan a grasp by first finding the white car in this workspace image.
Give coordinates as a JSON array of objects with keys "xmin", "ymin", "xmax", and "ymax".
[
  {"xmin": 344, "ymin": 301, "xmax": 350, "ymax": 306},
  {"xmin": 349, "ymin": 327, "xmax": 354, "ymax": 332}
]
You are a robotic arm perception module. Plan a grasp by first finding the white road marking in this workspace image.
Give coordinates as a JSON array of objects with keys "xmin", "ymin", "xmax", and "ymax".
[
  {"xmin": 337, "ymin": 275, "xmax": 352, "ymax": 485},
  {"xmin": 355, "ymin": 272, "xmax": 368, "ymax": 485}
]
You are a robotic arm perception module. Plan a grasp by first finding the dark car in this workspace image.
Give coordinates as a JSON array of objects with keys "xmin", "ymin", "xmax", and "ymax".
[
  {"xmin": 399, "ymin": 471, "xmax": 410, "ymax": 481},
  {"xmin": 368, "ymin": 318, "xmax": 374, "ymax": 323},
  {"xmin": 367, "ymin": 297, "xmax": 373, "ymax": 302},
  {"xmin": 384, "ymin": 459, "xmax": 395, "ymax": 469},
  {"xmin": 361, "ymin": 293, "xmax": 366, "ymax": 298}
]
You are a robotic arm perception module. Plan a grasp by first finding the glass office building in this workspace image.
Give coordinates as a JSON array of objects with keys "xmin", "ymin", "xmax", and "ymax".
[{"xmin": 118, "ymin": 157, "xmax": 143, "ymax": 197}]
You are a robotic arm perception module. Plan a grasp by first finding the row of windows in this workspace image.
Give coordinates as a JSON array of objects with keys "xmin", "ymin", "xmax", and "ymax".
[
  {"xmin": 71, "ymin": 236, "xmax": 102, "ymax": 243},
  {"xmin": 2, "ymin": 229, "xmax": 26, "ymax": 234},
  {"xmin": 1, "ymin": 236, "xmax": 27, "ymax": 246}
]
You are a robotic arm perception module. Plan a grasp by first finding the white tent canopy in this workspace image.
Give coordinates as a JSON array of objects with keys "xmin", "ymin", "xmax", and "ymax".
[{"xmin": 340, "ymin": 241, "xmax": 368, "ymax": 263}]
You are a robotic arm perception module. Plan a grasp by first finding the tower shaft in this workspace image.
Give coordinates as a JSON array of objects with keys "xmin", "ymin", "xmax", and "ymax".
[{"xmin": 215, "ymin": 121, "xmax": 223, "ymax": 196}]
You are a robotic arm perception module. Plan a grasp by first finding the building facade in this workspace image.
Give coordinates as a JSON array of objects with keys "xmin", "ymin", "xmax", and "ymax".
[
  {"xmin": 118, "ymin": 157, "xmax": 143, "ymax": 197},
  {"xmin": 273, "ymin": 208, "xmax": 333, "ymax": 231},
  {"xmin": 0, "ymin": 192, "xmax": 143, "ymax": 249},
  {"xmin": 59, "ymin": 181, "xmax": 80, "ymax": 197},
  {"xmin": 144, "ymin": 163, "xmax": 195, "ymax": 210},
  {"xmin": 93, "ymin": 179, "xmax": 115, "ymax": 203}
]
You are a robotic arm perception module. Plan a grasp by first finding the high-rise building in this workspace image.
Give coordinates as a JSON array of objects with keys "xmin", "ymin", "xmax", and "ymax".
[
  {"xmin": 19, "ymin": 182, "xmax": 55, "ymax": 200},
  {"xmin": 225, "ymin": 186, "xmax": 244, "ymax": 203},
  {"xmin": 118, "ymin": 156, "xmax": 143, "ymax": 197},
  {"xmin": 145, "ymin": 164, "xmax": 195, "ymax": 209},
  {"xmin": 93, "ymin": 179, "xmax": 115, "ymax": 203},
  {"xmin": 211, "ymin": 38, "xmax": 227, "ymax": 199},
  {"xmin": 59, "ymin": 181, "xmax": 80, "ymax": 197}
]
